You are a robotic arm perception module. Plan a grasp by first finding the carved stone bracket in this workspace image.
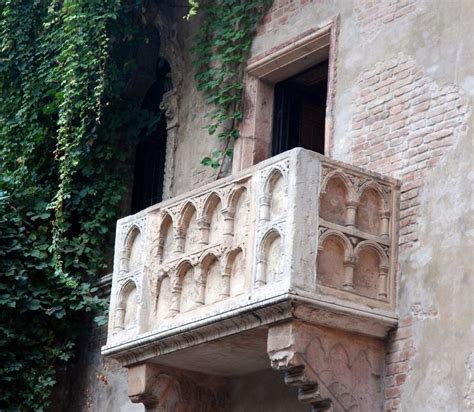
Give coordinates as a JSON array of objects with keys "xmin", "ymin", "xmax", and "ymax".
[
  {"xmin": 267, "ymin": 321, "xmax": 385, "ymax": 412},
  {"xmin": 127, "ymin": 363, "xmax": 228, "ymax": 411},
  {"xmin": 268, "ymin": 322, "xmax": 333, "ymax": 412}
]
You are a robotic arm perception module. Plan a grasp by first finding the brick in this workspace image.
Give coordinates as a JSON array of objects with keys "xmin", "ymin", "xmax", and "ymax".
[
  {"xmin": 351, "ymin": 53, "xmax": 469, "ymax": 259},
  {"xmin": 423, "ymin": 128, "xmax": 453, "ymax": 143},
  {"xmin": 393, "ymin": 326, "xmax": 412, "ymax": 340},
  {"xmin": 365, "ymin": 142, "xmax": 388, "ymax": 156},
  {"xmin": 385, "ymin": 386, "xmax": 401, "ymax": 399},
  {"xmin": 386, "ymin": 361, "xmax": 410, "ymax": 377}
]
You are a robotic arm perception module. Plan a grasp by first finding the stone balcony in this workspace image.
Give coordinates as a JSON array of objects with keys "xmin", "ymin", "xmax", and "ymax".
[
  {"xmin": 103, "ymin": 148, "xmax": 400, "ymax": 374},
  {"xmin": 103, "ymin": 148, "xmax": 400, "ymax": 409}
]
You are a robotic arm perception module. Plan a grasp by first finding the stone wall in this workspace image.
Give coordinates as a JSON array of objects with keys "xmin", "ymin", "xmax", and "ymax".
[{"xmin": 65, "ymin": 0, "xmax": 473, "ymax": 411}]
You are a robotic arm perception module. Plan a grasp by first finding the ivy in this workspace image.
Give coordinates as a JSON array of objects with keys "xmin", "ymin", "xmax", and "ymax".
[
  {"xmin": 0, "ymin": 1, "xmax": 160, "ymax": 410},
  {"xmin": 191, "ymin": 0, "xmax": 272, "ymax": 175}
]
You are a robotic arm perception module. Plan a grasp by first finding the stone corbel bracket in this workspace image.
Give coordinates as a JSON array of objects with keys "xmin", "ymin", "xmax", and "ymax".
[
  {"xmin": 267, "ymin": 320, "xmax": 384, "ymax": 412},
  {"xmin": 268, "ymin": 322, "xmax": 333, "ymax": 412}
]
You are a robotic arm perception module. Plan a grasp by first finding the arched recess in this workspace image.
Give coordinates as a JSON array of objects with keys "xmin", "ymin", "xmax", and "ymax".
[
  {"xmin": 265, "ymin": 169, "xmax": 287, "ymax": 221},
  {"xmin": 356, "ymin": 184, "xmax": 386, "ymax": 236},
  {"xmin": 156, "ymin": 275, "xmax": 172, "ymax": 324},
  {"xmin": 354, "ymin": 242, "xmax": 388, "ymax": 299},
  {"xmin": 201, "ymin": 253, "xmax": 221, "ymax": 305},
  {"xmin": 159, "ymin": 212, "xmax": 174, "ymax": 263},
  {"xmin": 180, "ymin": 202, "xmax": 200, "ymax": 253},
  {"xmin": 317, "ymin": 230, "xmax": 353, "ymax": 289},
  {"xmin": 319, "ymin": 173, "xmax": 351, "ymax": 226},
  {"xmin": 228, "ymin": 186, "xmax": 249, "ymax": 242},
  {"xmin": 122, "ymin": 226, "xmax": 142, "ymax": 273},
  {"xmin": 177, "ymin": 260, "xmax": 195, "ymax": 313},
  {"xmin": 256, "ymin": 229, "xmax": 284, "ymax": 286},
  {"xmin": 227, "ymin": 247, "xmax": 245, "ymax": 297},
  {"xmin": 115, "ymin": 280, "xmax": 139, "ymax": 331},
  {"xmin": 130, "ymin": 53, "xmax": 173, "ymax": 214},
  {"xmin": 203, "ymin": 192, "xmax": 223, "ymax": 245}
]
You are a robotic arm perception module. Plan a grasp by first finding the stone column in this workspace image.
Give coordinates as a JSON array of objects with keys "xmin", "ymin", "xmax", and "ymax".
[
  {"xmin": 114, "ymin": 307, "xmax": 125, "ymax": 332},
  {"xmin": 221, "ymin": 208, "xmax": 235, "ymax": 244},
  {"xmin": 343, "ymin": 256, "xmax": 356, "ymax": 290},
  {"xmin": 174, "ymin": 227, "xmax": 185, "ymax": 255},
  {"xmin": 169, "ymin": 283, "xmax": 182, "ymax": 317},
  {"xmin": 380, "ymin": 210, "xmax": 390, "ymax": 238},
  {"xmin": 194, "ymin": 264, "xmax": 206, "ymax": 307},
  {"xmin": 120, "ymin": 248, "xmax": 130, "ymax": 274},
  {"xmin": 197, "ymin": 218, "xmax": 210, "ymax": 246},
  {"xmin": 255, "ymin": 252, "xmax": 267, "ymax": 287},
  {"xmin": 220, "ymin": 266, "xmax": 231, "ymax": 299},
  {"xmin": 377, "ymin": 265, "xmax": 389, "ymax": 299},
  {"xmin": 258, "ymin": 194, "xmax": 272, "ymax": 223},
  {"xmin": 345, "ymin": 200, "xmax": 358, "ymax": 227}
]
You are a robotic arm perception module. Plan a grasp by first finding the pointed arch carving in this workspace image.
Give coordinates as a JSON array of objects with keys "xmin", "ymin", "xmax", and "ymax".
[
  {"xmin": 356, "ymin": 182, "xmax": 389, "ymax": 236},
  {"xmin": 201, "ymin": 192, "xmax": 224, "ymax": 246},
  {"xmin": 178, "ymin": 201, "xmax": 199, "ymax": 253},
  {"xmin": 198, "ymin": 252, "xmax": 221, "ymax": 305},
  {"xmin": 222, "ymin": 246, "xmax": 246, "ymax": 298},
  {"xmin": 155, "ymin": 272, "xmax": 172, "ymax": 325},
  {"xmin": 319, "ymin": 172, "xmax": 354, "ymax": 226},
  {"xmin": 120, "ymin": 225, "xmax": 143, "ymax": 274},
  {"xmin": 114, "ymin": 279, "xmax": 139, "ymax": 332},
  {"xmin": 255, "ymin": 228, "xmax": 284, "ymax": 286},
  {"xmin": 158, "ymin": 211, "xmax": 175, "ymax": 263},
  {"xmin": 317, "ymin": 231, "xmax": 354, "ymax": 290},
  {"xmin": 261, "ymin": 168, "xmax": 288, "ymax": 222},
  {"xmin": 226, "ymin": 185, "xmax": 250, "ymax": 243},
  {"xmin": 353, "ymin": 241, "xmax": 389, "ymax": 299}
]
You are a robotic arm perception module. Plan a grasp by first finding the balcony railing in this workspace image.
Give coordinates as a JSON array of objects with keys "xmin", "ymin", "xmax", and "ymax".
[{"xmin": 103, "ymin": 148, "xmax": 400, "ymax": 364}]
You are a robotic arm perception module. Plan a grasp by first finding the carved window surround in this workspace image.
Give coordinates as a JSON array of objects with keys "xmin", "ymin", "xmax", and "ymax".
[{"xmin": 233, "ymin": 17, "xmax": 340, "ymax": 173}]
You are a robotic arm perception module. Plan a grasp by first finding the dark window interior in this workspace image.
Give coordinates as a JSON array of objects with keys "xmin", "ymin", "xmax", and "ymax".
[
  {"xmin": 131, "ymin": 59, "xmax": 172, "ymax": 214},
  {"xmin": 272, "ymin": 60, "xmax": 328, "ymax": 156}
]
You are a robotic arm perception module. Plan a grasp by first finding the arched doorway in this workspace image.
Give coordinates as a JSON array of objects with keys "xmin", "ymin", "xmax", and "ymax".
[{"xmin": 131, "ymin": 58, "xmax": 172, "ymax": 214}]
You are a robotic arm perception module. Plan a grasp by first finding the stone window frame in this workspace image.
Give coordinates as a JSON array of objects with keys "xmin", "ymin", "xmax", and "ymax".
[{"xmin": 233, "ymin": 17, "xmax": 340, "ymax": 173}]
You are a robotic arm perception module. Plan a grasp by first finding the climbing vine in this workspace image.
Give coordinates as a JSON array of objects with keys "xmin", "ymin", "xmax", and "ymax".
[
  {"xmin": 0, "ymin": 0, "xmax": 272, "ymax": 409},
  {"xmin": 191, "ymin": 0, "xmax": 272, "ymax": 174},
  {"xmin": 0, "ymin": 1, "xmax": 160, "ymax": 410}
]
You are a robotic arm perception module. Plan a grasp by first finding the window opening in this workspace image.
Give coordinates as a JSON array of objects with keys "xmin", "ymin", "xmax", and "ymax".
[
  {"xmin": 131, "ymin": 58, "xmax": 172, "ymax": 214},
  {"xmin": 272, "ymin": 59, "xmax": 328, "ymax": 156}
]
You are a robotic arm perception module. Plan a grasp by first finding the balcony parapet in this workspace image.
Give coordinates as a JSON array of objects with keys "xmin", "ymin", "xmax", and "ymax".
[{"xmin": 103, "ymin": 148, "xmax": 400, "ymax": 366}]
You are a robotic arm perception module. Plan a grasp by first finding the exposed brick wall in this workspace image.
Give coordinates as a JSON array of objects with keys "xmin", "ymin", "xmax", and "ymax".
[
  {"xmin": 256, "ymin": 0, "xmax": 314, "ymax": 37},
  {"xmin": 354, "ymin": 0, "xmax": 417, "ymax": 39},
  {"xmin": 384, "ymin": 304, "xmax": 438, "ymax": 411},
  {"xmin": 350, "ymin": 53, "xmax": 470, "ymax": 251}
]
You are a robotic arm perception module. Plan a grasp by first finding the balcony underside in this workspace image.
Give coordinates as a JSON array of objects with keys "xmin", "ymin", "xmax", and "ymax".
[{"xmin": 102, "ymin": 293, "xmax": 397, "ymax": 369}]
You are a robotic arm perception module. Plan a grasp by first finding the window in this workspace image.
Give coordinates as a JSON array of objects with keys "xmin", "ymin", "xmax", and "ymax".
[
  {"xmin": 234, "ymin": 19, "xmax": 338, "ymax": 172},
  {"xmin": 272, "ymin": 60, "xmax": 328, "ymax": 156}
]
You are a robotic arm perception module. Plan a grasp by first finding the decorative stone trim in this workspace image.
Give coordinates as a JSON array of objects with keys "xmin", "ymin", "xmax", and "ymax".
[
  {"xmin": 160, "ymin": 88, "xmax": 179, "ymax": 200},
  {"xmin": 234, "ymin": 17, "xmax": 340, "ymax": 172}
]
